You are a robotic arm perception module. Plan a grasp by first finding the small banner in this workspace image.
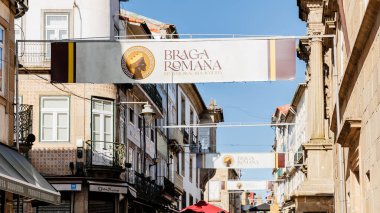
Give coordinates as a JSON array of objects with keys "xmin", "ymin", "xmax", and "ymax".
[
  {"xmin": 197, "ymin": 152, "xmax": 285, "ymax": 169},
  {"xmin": 226, "ymin": 181, "xmax": 269, "ymax": 191},
  {"xmin": 51, "ymin": 38, "xmax": 295, "ymax": 84}
]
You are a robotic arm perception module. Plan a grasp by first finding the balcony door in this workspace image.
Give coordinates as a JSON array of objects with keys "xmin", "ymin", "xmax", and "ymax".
[{"xmin": 91, "ymin": 98, "xmax": 114, "ymax": 166}]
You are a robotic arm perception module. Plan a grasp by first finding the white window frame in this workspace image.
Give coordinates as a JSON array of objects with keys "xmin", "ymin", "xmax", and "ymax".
[
  {"xmin": 91, "ymin": 98, "xmax": 114, "ymax": 143},
  {"xmin": 45, "ymin": 13, "xmax": 69, "ymax": 40},
  {"xmin": 44, "ymin": 13, "xmax": 69, "ymax": 59},
  {"xmin": 40, "ymin": 96, "xmax": 70, "ymax": 142}
]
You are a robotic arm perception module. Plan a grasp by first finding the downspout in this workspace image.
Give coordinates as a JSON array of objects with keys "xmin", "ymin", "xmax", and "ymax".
[{"xmin": 73, "ymin": 0, "xmax": 83, "ymax": 38}]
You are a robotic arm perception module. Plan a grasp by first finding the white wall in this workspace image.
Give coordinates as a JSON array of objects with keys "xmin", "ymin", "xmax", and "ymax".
[
  {"xmin": 177, "ymin": 86, "xmax": 202, "ymax": 206},
  {"xmin": 18, "ymin": 0, "xmax": 118, "ymax": 40}
]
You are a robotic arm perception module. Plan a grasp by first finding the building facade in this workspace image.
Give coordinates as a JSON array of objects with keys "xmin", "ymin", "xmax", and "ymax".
[
  {"xmin": 0, "ymin": 0, "xmax": 62, "ymax": 212},
  {"xmin": 272, "ymin": 85, "xmax": 310, "ymax": 212},
  {"xmin": 298, "ymin": 0, "xmax": 380, "ymax": 212},
  {"xmin": 17, "ymin": 1, "xmax": 223, "ymax": 212},
  {"xmin": 204, "ymin": 169, "xmax": 241, "ymax": 213}
]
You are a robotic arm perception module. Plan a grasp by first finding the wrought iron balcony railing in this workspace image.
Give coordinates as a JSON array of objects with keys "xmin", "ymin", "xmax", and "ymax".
[
  {"xmin": 140, "ymin": 84, "xmax": 163, "ymax": 112},
  {"xmin": 134, "ymin": 172, "xmax": 163, "ymax": 203},
  {"xmin": 85, "ymin": 140, "xmax": 126, "ymax": 168},
  {"xmin": 14, "ymin": 104, "xmax": 33, "ymax": 145},
  {"xmin": 182, "ymin": 128, "xmax": 189, "ymax": 144},
  {"xmin": 17, "ymin": 42, "xmax": 51, "ymax": 69}
]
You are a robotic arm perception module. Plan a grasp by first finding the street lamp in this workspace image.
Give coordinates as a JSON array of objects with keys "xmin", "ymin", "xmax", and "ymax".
[{"xmin": 140, "ymin": 103, "xmax": 155, "ymax": 124}]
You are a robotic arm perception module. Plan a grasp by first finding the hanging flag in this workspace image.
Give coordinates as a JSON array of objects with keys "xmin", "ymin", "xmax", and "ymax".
[{"xmin": 50, "ymin": 38, "xmax": 296, "ymax": 84}]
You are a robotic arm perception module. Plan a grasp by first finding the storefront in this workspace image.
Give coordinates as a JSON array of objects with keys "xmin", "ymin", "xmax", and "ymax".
[{"xmin": 0, "ymin": 143, "xmax": 61, "ymax": 212}]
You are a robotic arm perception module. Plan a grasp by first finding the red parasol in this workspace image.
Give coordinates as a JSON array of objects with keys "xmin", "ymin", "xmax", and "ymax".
[{"xmin": 180, "ymin": 200, "xmax": 229, "ymax": 213}]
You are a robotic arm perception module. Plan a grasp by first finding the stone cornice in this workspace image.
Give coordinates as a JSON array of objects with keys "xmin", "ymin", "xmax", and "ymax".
[
  {"xmin": 297, "ymin": 0, "xmax": 324, "ymax": 22},
  {"xmin": 336, "ymin": 119, "xmax": 361, "ymax": 147}
]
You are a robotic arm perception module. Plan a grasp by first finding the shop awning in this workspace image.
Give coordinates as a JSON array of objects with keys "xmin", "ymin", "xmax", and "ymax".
[
  {"xmin": 0, "ymin": 144, "xmax": 61, "ymax": 204},
  {"xmin": 88, "ymin": 181, "xmax": 137, "ymax": 198}
]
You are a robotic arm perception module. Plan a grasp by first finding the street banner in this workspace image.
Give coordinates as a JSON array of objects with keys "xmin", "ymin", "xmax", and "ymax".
[
  {"xmin": 226, "ymin": 181, "xmax": 269, "ymax": 191},
  {"xmin": 197, "ymin": 153, "xmax": 285, "ymax": 169},
  {"xmin": 51, "ymin": 38, "xmax": 295, "ymax": 84}
]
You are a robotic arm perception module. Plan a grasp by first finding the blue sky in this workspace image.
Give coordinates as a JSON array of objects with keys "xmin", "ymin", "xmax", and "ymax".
[{"xmin": 122, "ymin": 0, "xmax": 306, "ymax": 199}]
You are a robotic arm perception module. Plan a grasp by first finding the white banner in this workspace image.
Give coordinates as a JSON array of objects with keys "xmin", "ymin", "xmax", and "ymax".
[
  {"xmin": 198, "ymin": 153, "xmax": 284, "ymax": 169},
  {"xmin": 51, "ymin": 38, "xmax": 295, "ymax": 83},
  {"xmin": 226, "ymin": 181, "xmax": 268, "ymax": 191}
]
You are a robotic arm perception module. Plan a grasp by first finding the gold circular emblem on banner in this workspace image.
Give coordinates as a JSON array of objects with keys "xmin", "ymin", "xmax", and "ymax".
[
  {"xmin": 121, "ymin": 46, "xmax": 155, "ymax": 80},
  {"xmin": 223, "ymin": 155, "xmax": 234, "ymax": 167},
  {"xmin": 237, "ymin": 182, "xmax": 243, "ymax": 189}
]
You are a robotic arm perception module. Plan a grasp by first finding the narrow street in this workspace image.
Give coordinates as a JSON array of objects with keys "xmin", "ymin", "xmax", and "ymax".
[{"xmin": 0, "ymin": 0, "xmax": 379, "ymax": 212}]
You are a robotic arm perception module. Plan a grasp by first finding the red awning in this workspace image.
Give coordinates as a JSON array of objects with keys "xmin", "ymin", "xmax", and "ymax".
[{"xmin": 181, "ymin": 200, "xmax": 229, "ymax": 213}]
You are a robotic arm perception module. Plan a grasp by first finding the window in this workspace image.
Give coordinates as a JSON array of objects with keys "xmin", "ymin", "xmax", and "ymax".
[
  {"xmin": 92, "ymin": 99, "xmax": 113, "ymax": 143},
  {"xmin": 189, "ymin": 194, "xmax": 193, "ymax": 205},
  {"xmin": 176, "ymin": 152, "xmax": 180, "ymax": 175},
  {"xmin": 150, "ymin": 128, "xmax": 155, "ymax": 142},
  {"xmin": 44, "ymin": 13, "xmax": 69, "ymax": 57},
  {"xmin": 180, "ymin": 95, "xmax": 185, "ymax": 125},
  {"xmin": 196, "ymin": 166, "xmax": 199, "ymax": 187},
  {"xmin": 128, "ymin": 147, "xmax": 134, "ymax": 164},
  {"xmin": 138, "ymin": 116, "xmax": 142, "ymax": 129},
  {"xmin": 189, "ymin": 157, "xmax": 193, "ymax": 182},
  {"xmin": 181, "ymin": 151, "xmax": 185, "ymax": 176},
  {"xmin": 40, "ymin": 96, "xmax": 69, "ymax": 141},
  {"xmin": 182, "ymin": 191, "xmax": 187, "ymax": 209},
  {"xmin": 45, "ymin": 14, "xmax": 69, "ymax": 40},
  {"xmin": 129, "ymin": 108, "xmax": 135, "ymax": 125},
  {"xmin": 137, "ymin": 152, "xmax": 141, "ymax": 173},
  {"xmin": 0, "ymin": 27, "xmax": 3, "ymax": 94}
]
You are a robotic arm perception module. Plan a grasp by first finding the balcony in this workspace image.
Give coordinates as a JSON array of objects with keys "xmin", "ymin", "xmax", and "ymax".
[
  {"xmin": 18, "ymin": 42, "xmax": 51, "ymax": 70},
  {"xmin": 140, "ymin": 84, "xmax": 163, "ymax": 112},
  {"xmin": 164, "ymin": 177, "xmax": 176, "ymax": 195},
  {"xmin": 182, "ymin": 128, "xmax": 189, "ymax": 144},
  {"xmin": 134, "ymin": 172, "xmax": 171, "ymax": 205},
  {"xmin": 173, "ymin": 172, "xmax": 183, "ymax": 193},
  {"xmin": 14, "ymin": 104, "xmax": 33, "ymax": 154},
  {"xmin": 168, "ymin": 128, "xmax": 184, "ymax": 152},
  {"xmin": 85, "ymin": 140, "xmax": 126, "ymax": 178},
  {"xmin": 190, "ymin": 134, "xmax": 200, "ymax": 153}
]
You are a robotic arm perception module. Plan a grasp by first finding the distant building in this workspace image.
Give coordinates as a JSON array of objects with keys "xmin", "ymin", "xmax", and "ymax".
[{"xmin": 204, "ymin": 169, "xmax": 241, "ymax": 213}]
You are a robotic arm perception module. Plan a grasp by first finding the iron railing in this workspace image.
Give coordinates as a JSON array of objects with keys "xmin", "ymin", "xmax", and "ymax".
[
  {"xmin": 14, "ymin": 104, "xmax": 33, "ymax": 145},
  {"xmin": 85, "ymin": 140, "xmax": 126, "ymax": 168},
  {"xmin": 17, "ymin": 42, "xmax": 51, "ymax": 69},
  {"xmin": 182, "ymin": 128, "xmax": 189, "ymax": 144},
  {"xmin": 140, "ymin": 84, "xmax": 163, "ymax": 112},
  {"xmin": 134, "ymin": 172, "xmax": 163, "ymax": 202}
]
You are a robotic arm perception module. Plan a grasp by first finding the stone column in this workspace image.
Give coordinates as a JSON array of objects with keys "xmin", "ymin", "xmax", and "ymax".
[{"xmin": 309, "ymin": 37, "xmax": 325, "ymax": 140}]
